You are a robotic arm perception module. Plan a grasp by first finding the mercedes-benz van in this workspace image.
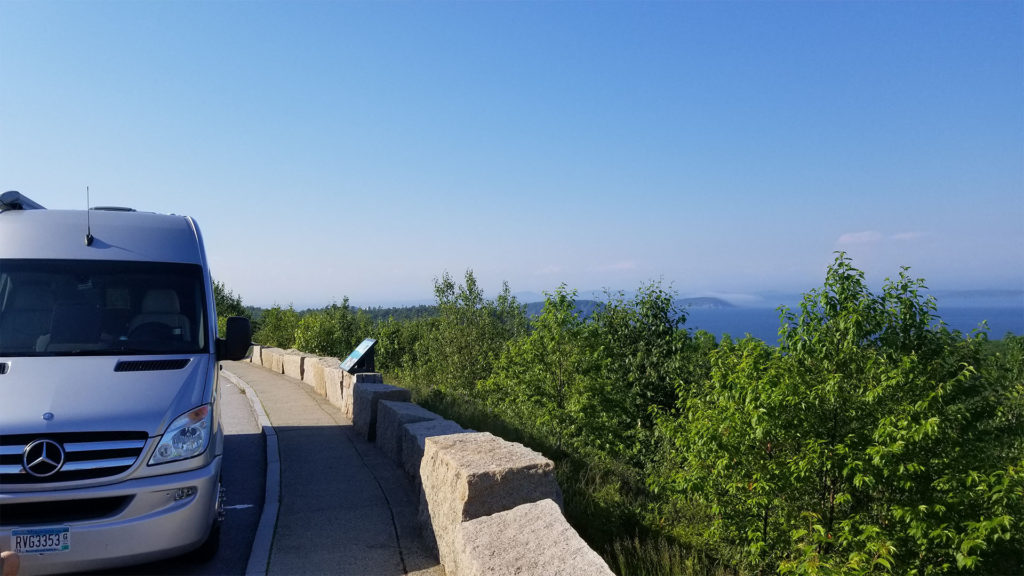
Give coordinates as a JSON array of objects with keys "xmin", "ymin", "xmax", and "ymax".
[{"xmin": 0, "ymin": 192, "xmax": 251, "ymax": 575}]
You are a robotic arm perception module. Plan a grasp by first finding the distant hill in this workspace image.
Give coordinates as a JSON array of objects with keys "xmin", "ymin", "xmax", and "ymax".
[
  {"xmin": 524, "ymin": 300, "xmax": 603, "ymax": 318},
  {"xmin": 523, "ymin": 296, "xmax": 735, "ymax": 318},
  {"xmin": 357, "ymin": 304, "xmax": 439, "ymax": 322}
]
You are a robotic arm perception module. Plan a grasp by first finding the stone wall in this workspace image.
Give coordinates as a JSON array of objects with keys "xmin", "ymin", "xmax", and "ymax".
[{"xmin": 244, "ymin": 348, "xmax": 613, "ymax": 576}]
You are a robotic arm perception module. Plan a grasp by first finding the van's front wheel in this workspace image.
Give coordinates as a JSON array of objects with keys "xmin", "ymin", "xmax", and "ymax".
[{"xmin": 189, "ymin": 482, "xmax": 224, "ymax": 562}]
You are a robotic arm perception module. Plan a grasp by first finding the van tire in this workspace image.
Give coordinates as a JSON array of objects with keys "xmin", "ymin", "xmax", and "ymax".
[
  {"xmin": 190, "ymin": 519, "xmax": 221, "ymax": 562},
  {"xmin": 188, "ymin": 481, "xmax": 224, "ymax": 562}
]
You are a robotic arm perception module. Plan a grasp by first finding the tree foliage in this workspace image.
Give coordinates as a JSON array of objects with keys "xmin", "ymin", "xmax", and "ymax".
[
  {"xmin": 293, "ymin": 298, "xmax": 367, "ymax": 357},
  {"xmin": 481, "ymin": 285, "xmax": 594, "ymax": 454},
  {"xmin": 481, "ymin": 281, "xmax": 696, "ymax": 464},
  {"xmin": 225, "ymin": 256, "xmax": 1024, "ymax": 575},
  {"xmin": 252, "ymin": 304, "xmax": 300, "ymax": 349},
  {"xmin": 403, "ymin": 270, "xmax": 527, "ymax": 400},
  {"xmin": 213, "ymin": 280, "xmax": 251, "ymax": 338},
  {"xmin": 654, "ymin": 254, "xmax": 1024, "ymax": 574}
]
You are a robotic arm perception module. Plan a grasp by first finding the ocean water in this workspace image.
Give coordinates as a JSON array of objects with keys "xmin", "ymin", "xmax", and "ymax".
[{"xmin": 685, "ymin": 306, "xmax": 1024, "ymax": 344}]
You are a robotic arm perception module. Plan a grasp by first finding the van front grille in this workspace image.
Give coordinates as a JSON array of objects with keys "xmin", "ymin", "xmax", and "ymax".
[
  {"xmin": 0, "ymin": 496, "xmax": 133, "ymax": 527},
  {"xmin": 0, "ymin": 431, "xmax": 149, "ymax": 485}
]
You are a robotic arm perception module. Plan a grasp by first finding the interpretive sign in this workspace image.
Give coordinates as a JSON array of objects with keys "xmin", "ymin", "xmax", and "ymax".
[{"xmin": 341, "ymin": 338, "xmax": 376, "ymax": 374}]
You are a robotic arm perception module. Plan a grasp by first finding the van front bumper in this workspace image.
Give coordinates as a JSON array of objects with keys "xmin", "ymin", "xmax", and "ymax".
[{"xmin": 1, "ymin": 455, "xmax": 221, "ymax": 576}]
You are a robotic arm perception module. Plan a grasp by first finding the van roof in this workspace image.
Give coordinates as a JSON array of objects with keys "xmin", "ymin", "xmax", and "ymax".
[{"xmin": 0, "ymin": 209, "xmax": 204, "ymax": 264}]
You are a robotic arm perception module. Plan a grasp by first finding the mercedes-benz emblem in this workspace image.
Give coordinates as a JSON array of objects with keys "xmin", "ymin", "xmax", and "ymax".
[{"xmin": 23, "ymin": 439, "xmax": 65, "ymax": 478}]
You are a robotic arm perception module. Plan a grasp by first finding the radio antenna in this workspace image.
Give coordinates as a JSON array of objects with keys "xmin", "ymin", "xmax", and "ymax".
[{"xmin": 85, "ymin": 186, "xmax": 94, "ymax": 246}]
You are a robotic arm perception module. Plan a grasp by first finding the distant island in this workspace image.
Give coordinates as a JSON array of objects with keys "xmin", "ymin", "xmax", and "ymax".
[{"xmin": 679, "ymin": 297, "xmax": 736, "ymax": 309}]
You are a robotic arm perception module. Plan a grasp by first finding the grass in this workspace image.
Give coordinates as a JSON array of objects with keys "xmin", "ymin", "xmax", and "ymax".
[
  {"xmin": 609, "ymin": 536, "xmax": 737, "ymax": 576},
  {"xmin": 387, "ymin": 369, "xmax": 741, "ymax": 576}
]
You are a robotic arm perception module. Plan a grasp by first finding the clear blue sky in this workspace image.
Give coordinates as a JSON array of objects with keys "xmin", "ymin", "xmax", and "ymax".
[{"xmin": 3, "ymin": 1, "xmax": 1022, "ymax": 308}]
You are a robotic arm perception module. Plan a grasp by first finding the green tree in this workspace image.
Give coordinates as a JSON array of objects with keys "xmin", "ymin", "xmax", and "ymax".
[
  {"xmin": 373, "ymin": 316, "xmax": 432, "ymax": 374},
  {"xmin": 252, "ymin": 305, "xmax": 299, "ymax": 349},
  {"xmin": 656, "ymin": 254, "xmax": 1024, "ymax": 574},
  {"xmin": 482, "ymin": 285, "xmax": 594, "ymax": 453},
  {"xmin": 213, "ymin": 280, "xmax": 251, "ymax": 338},
  {"xmin": 293, "ymin": 298, "xmax": 362, "ymax": 357},
  {"xmin": 294, "ymin": 309, "xmax": 341, "ymax": 356},
  {"xmin": 411, "ymin": 270, "xmax": 527, "ymax": 400},
  {"xmin": 588, "ymin": 282, "xmax": 691, "ymax": 468}
]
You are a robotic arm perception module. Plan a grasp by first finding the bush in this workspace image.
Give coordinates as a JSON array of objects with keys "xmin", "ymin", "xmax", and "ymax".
[
  {"xmin": 235, "ymin": 258, "xmax": 1024, "ymax": 575},
  {"xmin": 252, "ymin": 305, "xmax": 299, "ymax": 349},
  {"xmin": 213, "ymin": 280, "xmax": 251, "ymax": 338},
  {"xmin": 399, "ymin": 270, "xmax": 527, "ymax": 400},
  {"xmin": 654, "ymin": 254, "xmax": 1024, "ymax": 574}
]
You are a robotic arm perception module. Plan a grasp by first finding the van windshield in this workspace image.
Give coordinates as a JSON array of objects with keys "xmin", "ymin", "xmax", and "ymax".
[{"xmin": 0, "ymin": 259, "xmax": 208, "ymax": 356}]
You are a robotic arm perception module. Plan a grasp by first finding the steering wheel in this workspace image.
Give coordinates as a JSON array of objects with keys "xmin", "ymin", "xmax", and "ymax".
[{"xmin": 128, "ymin": 322, "xmax": 175, "ymax": 342}]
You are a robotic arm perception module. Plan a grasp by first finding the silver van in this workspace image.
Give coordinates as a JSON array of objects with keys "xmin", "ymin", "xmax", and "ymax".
[{"xmin": 0, "ymin": 192, "xmax": 251, "ymax": 575}]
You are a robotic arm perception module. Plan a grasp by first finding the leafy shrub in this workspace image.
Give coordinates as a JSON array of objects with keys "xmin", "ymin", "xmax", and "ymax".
[
  {"xmin": 654, "ymin": 254, "xmax": 1024, "ymax": 574},
  {"xmin": 293, "ymin": 298, "xmax": 365, "ymax": 357},
  {"xmin": 252, "ymin": 305, "xmax": 299, "ymax": 349},
  {"xmin": 213, "ymin": 280, "xmax": 251, "ymax": 338},
  {"xmin": 400, "ymin": 270, "xmax": 527, "ymax": 400},
  {"xmin": 231, "ymin": 256, "xmax": 1024, "ymax": 575}
]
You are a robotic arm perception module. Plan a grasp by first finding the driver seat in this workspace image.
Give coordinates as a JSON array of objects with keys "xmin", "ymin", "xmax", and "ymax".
[{"xmin": 128, "ymin": 290, "xmax": 191, "ymax": 342}]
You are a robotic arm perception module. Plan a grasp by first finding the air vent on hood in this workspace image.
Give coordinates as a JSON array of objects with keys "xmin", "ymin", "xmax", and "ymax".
[
  {"xmin": 114, "ymin": 359, "xmax": 190, "ymax": 372},
  {"xmin": 0, "ymin": 363, "xmax": 8, "ymax": 375}
]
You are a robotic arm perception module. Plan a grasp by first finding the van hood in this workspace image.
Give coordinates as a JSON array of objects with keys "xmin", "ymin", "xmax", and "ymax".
[{"xmin": 0, "ymin": 356, "xmax": 211, "ymax": 436}]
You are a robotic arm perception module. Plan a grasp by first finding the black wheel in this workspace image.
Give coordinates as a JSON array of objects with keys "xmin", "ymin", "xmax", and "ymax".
[
  {"xmin": 187, "ymin": 482, "xmax": 224, "ymax": 562},
  {"xmin": 189, "ymin": 519, "xmax": 221, "ymax": 562}
]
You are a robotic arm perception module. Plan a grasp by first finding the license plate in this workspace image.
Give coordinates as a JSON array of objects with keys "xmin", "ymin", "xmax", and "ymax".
[{"xmin": 13, "ymin": 526, "xmax": 70, "ymax": 554}]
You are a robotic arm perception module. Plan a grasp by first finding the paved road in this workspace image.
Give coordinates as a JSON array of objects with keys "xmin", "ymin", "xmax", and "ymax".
[
  {"xmin": 223, "ymin": 361, "xmax": 442, "ymax": 576},
  {"xmin": 88, "ymin": 368, "xmax": 265, "ymax": 575}
]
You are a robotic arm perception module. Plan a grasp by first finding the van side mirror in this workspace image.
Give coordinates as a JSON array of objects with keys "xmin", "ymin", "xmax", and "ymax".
[{"xmin": 217, "ymin": 316, "xmax": 252, "ymax": 361}]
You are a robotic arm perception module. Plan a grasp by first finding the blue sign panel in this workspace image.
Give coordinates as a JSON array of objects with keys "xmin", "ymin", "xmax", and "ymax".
[{"xmin": 341, "ymin": 338, "xmax": 377, "ymax": 373}]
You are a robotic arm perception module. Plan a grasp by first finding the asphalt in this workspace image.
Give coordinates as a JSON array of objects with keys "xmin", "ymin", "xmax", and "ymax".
[{"xmin": 221, "ymin": 362, "xmax": 443, "ymax": 576}]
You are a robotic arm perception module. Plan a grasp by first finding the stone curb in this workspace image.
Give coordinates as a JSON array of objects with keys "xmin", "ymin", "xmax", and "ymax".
[
  {"xmin": 375, "ymin": 401, "xmax": 444, "ymax": 465},
  {"xmin": 352, "ymin": 380, "xmax": 410, "ymax": 441},
  {"xmin": 455, "ymin": 499, "xmax": 615, "ymax": 576},
  {"xmin": 221, "ymin": 369, "xmax": 279, "ymax": 576}
]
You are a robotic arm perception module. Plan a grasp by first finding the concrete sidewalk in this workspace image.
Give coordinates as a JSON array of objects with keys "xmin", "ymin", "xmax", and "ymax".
[{"xmin": 222, "ymin": 361, "xmax": 443, "ymax": 576}]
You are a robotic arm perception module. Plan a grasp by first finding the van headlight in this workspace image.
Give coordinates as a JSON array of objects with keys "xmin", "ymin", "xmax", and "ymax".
[{"xmin": 149, "ymin": 405, "xmax": 212, "ymax": 465}]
